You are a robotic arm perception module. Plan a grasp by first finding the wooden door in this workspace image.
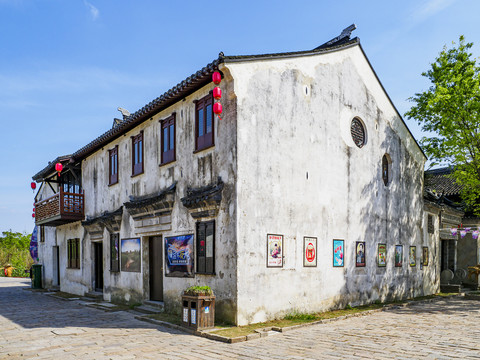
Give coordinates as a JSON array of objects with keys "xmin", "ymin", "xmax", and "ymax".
[
  {"xmin": 94, "ymin": 242, "xmax": 103, "ymax": 292},
  {"xmin": 149, "ymin": 236, "xmax": 163, "ymax": 301}
]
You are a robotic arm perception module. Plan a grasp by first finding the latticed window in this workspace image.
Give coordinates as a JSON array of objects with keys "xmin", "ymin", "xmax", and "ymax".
[
  {"xmin": 351, "ymin": 117, "xmax": 366, "ymax": 148},
  {"xmin": 160, "ymin": 113, "xmax": 176, "ymax": 164},
  {"xmin": 67, "ymin": 238, "xmax": 80, "ymax": 269},
  {"xmin": 428, "ymin": 215, "xmax": 434, "ymax": 234},
  {"xmin": 195, "ymin": 93, "xmax": 214, "ymax": 151},
  {"xmin": 196, "ymin": 220, "xmax": 215, "ymax": 274}
]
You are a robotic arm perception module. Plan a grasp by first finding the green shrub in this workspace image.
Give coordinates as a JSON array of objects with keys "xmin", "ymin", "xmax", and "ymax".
[{"xmin": 184, "ymin": 285, "xmax": 213, "ymax": 296}]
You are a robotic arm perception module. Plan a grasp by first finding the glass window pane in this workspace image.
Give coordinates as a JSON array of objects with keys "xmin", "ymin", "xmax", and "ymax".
[
  {"xmin": 206, "ymin": 104, "xmax": 212, "ymax": 134},
  {"xmin": 163, "ymin": 128, "xmax": 168, "ymax": 152},
  {"xmin": 198, "ymin": 109, "xmax": 204, "ymax": 136},
  {"xmin": 139, "ymin": 140, "xmax": 142, "ymax": 163},
  {"xmin": 134, "ymin": 143, "xmax": 138, "ymax": 164},
  {"xmin": 169, "ymin": 125, "xmax": 174, "ymax": 150},
  {"xmin": 206, "ymin": 233, "xmax": 213, "ymax": 258}
]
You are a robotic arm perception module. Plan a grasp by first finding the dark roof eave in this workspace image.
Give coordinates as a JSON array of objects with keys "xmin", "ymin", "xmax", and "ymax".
[{"xmin": 32, "ymin": 155, "xmax": 73, "ymax": 181}]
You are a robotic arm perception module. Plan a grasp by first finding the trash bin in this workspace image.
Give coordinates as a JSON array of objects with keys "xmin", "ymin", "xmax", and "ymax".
[
  {"xmin": 181, "ymin": 294, "xmax": 215, "ymax": 330},
  {"xmin": 32, "ymin": 264, "xmax": 42, "ymax": 289}
]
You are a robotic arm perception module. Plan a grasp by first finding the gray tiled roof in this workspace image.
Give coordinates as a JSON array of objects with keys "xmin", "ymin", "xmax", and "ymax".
[{"xmin": 425, "ymin": 167, "xmax": 463, "ymax": 196}]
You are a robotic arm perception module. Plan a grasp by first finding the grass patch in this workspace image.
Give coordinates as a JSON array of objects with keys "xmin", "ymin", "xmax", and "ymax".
[{"xmin": 210, "ymin": 293, "xmax": 458, "ymax": 338}]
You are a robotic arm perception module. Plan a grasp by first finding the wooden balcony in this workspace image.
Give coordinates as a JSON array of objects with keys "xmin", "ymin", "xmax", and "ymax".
[{"xmin": 35, "ymin": 189, "xmax": 85, "ymax": 226}]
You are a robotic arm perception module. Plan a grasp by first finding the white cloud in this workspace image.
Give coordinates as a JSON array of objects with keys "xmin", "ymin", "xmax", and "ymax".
[
  {"xmin": 410, "ymin": 0, "xmax": 458, "ymax": 23},
  {"xmin": 84, "ymin": 1, "xmax": 99, "ymax": 20}
]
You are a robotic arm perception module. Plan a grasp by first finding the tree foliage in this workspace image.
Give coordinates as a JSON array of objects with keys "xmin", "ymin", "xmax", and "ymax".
[
  {"xmin": 0, "ymin": 231, "xmax": 33, "ymax": 277},
  {"xmin": 405, "ymin": 36, "xmax": 480, "ymax": 215}
]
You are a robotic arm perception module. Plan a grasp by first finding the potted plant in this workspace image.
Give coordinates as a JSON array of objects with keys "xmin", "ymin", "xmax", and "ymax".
[{"xmin": 181, "ymin": 285, "xmax": 215, "ymax": 330}]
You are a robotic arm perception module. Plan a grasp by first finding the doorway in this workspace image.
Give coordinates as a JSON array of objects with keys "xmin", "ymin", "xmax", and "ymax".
[
  {"xmin": 93, "ymin": 242, "xmax": 103, "ymax": 292},
  {"xmin": 149, "ymin": 236, "xmax": 163, "ymax": 301}
]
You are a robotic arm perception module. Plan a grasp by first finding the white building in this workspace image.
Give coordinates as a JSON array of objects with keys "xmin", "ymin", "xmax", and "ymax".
[{"xmin": 33, "ymin": 26, "xmax": 437, "ymax": 325}]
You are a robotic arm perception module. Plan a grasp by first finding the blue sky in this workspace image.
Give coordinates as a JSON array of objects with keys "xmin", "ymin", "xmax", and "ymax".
[{"xmin": 1, "ymin": 0, "xmax": 479, "ymax": 234}]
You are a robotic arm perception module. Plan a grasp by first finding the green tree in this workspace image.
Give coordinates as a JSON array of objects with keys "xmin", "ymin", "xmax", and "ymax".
[
  {"xmin": 0, "ymin": 230, "xmax": 33, "ymax": 277},
  {"xmin": 405, "ymin": 36, "xmax": 480, "ymax": 215}
]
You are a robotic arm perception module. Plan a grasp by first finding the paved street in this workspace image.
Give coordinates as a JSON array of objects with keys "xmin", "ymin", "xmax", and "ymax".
[{"xmin": 1, "ymin": 278, "xmax": 480, "ymax": 359}]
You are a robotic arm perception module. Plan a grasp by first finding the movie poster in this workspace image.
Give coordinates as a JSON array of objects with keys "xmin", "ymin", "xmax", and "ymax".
[
  {"xmin": 303, "ymin": 237, "xmax": 317, "ymax": 267},
  {"xmin": 165, "ymin": 234, "xmax": 194, "ymax": 277},
  {"xmin": 267, "ymin": 234, "xmax": 283, "ymax": 267},
  {"xmin": 395, "ymin": 245, "xmax": 403, "ymax": 267},
  {"xmin": 333, "ymin": 239, "xmax": 344, "ymax": 267},
  {"xmin": 355, "ymin": 241, "xmax": 365, "ymax": 267},
  {"xmin": 410, "ymin": 246, "xmax": 416, "ymax": 267},
  {"xmin": 121, "ymin": 238, "xmax": 141, "ymax": 272},
  {"xmin": 377, "ymin": 243, "xmax": 387, "ymax": 267}
]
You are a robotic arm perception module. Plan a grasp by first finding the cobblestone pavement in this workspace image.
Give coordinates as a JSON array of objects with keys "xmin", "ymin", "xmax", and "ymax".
[{"xmin": 1, "ymin": 278, "xmax": 480, "ymax": 359}]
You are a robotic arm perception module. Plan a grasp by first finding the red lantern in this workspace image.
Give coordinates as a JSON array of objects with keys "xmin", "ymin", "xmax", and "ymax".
[
  {"xmin": 55, "ymin": 162, "xmax": 63, "ymax": 176},
  {"xmin": 212, "ymin": 71, "xmax": 221, "ymax": 85},
  {"xmin": 31, "ymin": 182, "xmax": 36, "ymax": 190},
  {"xmin": 213, "ymin": 102, "xmax": 222, "ymax": 115},
  {"xmin": 32, "ymin": 213, "xmax": 35, "ymax": 218},
  {"xmin": 33, "ymin": 208, "xmax": 35, "ymax": 212},
  {"xmin": 213, "ymin": 87, "xmax": 222, "ymax": 100}
]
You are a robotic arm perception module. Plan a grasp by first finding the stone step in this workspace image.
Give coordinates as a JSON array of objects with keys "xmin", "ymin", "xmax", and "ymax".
[
  {"xmin": 134, "ymin": 304, "xmax": 164, "ymax": 315},
  {"xmin": 143, "ymin": 300, "xmax": 165, "ymax": 310},
  {"xmin": 83, "ymin": 291, "xmax": 103, "ymax": 301}
]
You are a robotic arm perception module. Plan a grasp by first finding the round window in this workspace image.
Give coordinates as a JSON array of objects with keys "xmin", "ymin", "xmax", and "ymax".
[{"xmin": 351, "ymin": 118, "xmax": 366, "ymax": 148}]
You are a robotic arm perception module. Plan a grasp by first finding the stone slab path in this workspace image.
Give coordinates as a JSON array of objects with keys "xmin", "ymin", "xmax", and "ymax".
[{"xmin": 1, "ymin": 277, "xmax": 480, "ymax": 359}]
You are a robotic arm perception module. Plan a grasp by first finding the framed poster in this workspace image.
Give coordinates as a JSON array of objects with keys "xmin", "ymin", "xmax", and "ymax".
[
  {"xmin": 410, "ymin": 246, "xmax": 416, "ymax": 267},
  {"xmin": 377, "ymin": 243, "xmax": 386, "ymax": 267},
  {"xmin": 355, "ymin": 241, "xmax": 365, "ymax": 267},
  {"xmin": 121, "ymin": 238, "xmax": 141, "ymax": 272},
  {"xmin": 165, "ymin": 234, "xmax": 194, "ymax": 277},
  {"xmin": 422, "ymin": 247, "xmax": 429, "ymax": 266},
  {"xmin": 333, "ymin": 239, "xmax": 344, "ymax": 267},
  {"xmin": 303, "ymin": 237, "xmax": 317, "ymax": 267},
  {"xmin": 395, "ymin": 245, "xmax": 403, "ymax": 267},
  {"xmin": 267, "ymin": 234, "xmax": 283, "ymax": 267}
]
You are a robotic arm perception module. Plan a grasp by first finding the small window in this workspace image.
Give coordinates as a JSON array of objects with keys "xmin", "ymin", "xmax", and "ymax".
[
  {"xmin": 109, "ymin": 145, "xmax": 118, "ymax": 185},
  {"xmin": 110, "ymin": 233, "xmax": 120, "ymax": 272},
  {"xmin": 196, "ymin": 220, "xmax": 215, "ymax": 274},
  {"xmin": 160, "ymin": 113, "xmax": 176, "ymax": 165},
  {"xmin": 67, "ymin": 238, "xmax": 80, "ymax": 269},
  {"xmin": 132, "ymin": 131, "xmax": 144, "ymax": 176},
  {"xmin": 195, "ymin": 94, "xmax": 214, "ymax": 151},
  {"xmin": 351, "ymin": 117, "xmax": 366, "ymax": 148},
  {"xmin": 382, "ymin": 154, "xmax": 389, "ymax": 186},
  {"xmin": 39, "ymin": 226, "xmax": 45, "ymax": 243},
  {"xmin": 428, "ymin": 215, "xmax": 434, "ymax": 234}
]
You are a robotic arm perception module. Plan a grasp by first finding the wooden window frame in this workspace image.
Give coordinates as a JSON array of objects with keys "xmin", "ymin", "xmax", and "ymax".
[
  {"xmin": 160, "ymin": 113, "xmax": 176, "ymax": 165},
  {"xmin": 195, "ymin": 93, "xmax": 214, "ymax": 152},
  {"xmin": 39, "ymin": 226, "xmax": 45, "ymax": 243},
  {"xmin": 131, "ymin": 131, "xmax": 144, "ymax": 176},
  {"xmin": 110, "ymin": 233, "xmax": 120, "ymax": 272},
  {"xmin": 428, "ymin": 215, "xmax": 434, "ymax": 234},
  {"xmin": 108, "ymin": 145, "xmax": 119, "ymax": 185},
  {"xmin": 67, "ymin": 238, "xmax": 80, "ymax": 269},
  {"xmin": 196, "ymin": 220, "xmax": 215, "ymax": 275},
  {"xmin": 382, "ymin": 154, "xmax": 389, "ymax": 186}
]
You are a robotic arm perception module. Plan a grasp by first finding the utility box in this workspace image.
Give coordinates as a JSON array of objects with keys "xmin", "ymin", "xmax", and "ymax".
[
  {"xmin": 32, "ymin": 264, "xmax": 43, "ymax": 289},
  {"xmin": 181, "ymin": 294, "xmax": 215, "ymax": 330}
]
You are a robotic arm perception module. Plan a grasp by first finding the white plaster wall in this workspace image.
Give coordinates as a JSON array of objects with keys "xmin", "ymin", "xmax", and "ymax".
[
  {"xmin": 423, "ymin": 210, "xmax": 441, "ymax": 295},
  {"xmin": 80, "ymin": 78, "xmax": 238, "ymax": 319},
  {"xmin": 227, "ymin": 44, "xmax": 428, "ymax": 325}
]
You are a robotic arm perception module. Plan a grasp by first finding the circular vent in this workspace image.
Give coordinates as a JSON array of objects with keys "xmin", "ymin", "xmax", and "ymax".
[{"xmin": 351, "ymin": 118, "xmax": 366, "ymax": 148}]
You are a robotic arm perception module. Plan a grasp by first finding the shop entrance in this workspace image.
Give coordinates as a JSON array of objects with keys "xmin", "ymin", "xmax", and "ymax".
[{"xmin": 149, "ymin": 236, "xmax": 163, "ymax": 301}]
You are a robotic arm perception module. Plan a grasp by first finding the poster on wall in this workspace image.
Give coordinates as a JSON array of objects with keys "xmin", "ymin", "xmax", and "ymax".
[
  {"xmin": 395, "ymin": 245, "xmax": 403, "ymax": 267},
  {"xmin": 303, "ymin": 237, "xmax": 317, "ymax": 267},
  {"xmin": 165, "ymin": 234, "xmax": 194, "ymax": 277},
  {"xmin": 121, "ymin": 238, "xmax": 141, "ymax": 272},
  {"xmin": 422, "ymin": 247, "xmax": 429, "ymax": 266},
  {"xmin": 410, "ymin": 246, "xmax": 416, "ymax": 267},
  {"xmin": 333, "ymin": 239, "xmax": 344, "ymax": 267},
  {"xmin": 267, "ymin": 234, "xmax": 283, "ymax": 267},
  {"xmin": 377, "ymin": 243, "xmax": 386, "ymax": 267},
  {"xmin": 355, "ymin": 241, "xmax": 365, "ymax": 267}
]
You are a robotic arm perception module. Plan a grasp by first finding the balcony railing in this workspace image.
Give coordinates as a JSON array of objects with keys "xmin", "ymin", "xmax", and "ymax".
[{"xmin": 35, "ymin": 189, "xmax": 85, "ymax": 226}]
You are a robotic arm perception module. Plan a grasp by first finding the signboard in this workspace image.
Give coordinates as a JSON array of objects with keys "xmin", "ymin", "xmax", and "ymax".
[
  {"xmin": 165, "ymin": 234, "xmax": 194, "ymax": 277},
  {"xmin": 267, "ymin": 234, "xmax": 283, "ymax": 267},
  {"xmin": 333, "ymin": 239, "xmax": 344, "ymax": 267},
  {"xmin": 303, "ymin": 237, "xmax": 317, "ymax": 267},
  {"xmin": 377, "ymin": 243, "xmax": 386, "ymax": 267},
  {"xmin": 355, "ymin": 241, "xmax": 365, "ymax": 267}
]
